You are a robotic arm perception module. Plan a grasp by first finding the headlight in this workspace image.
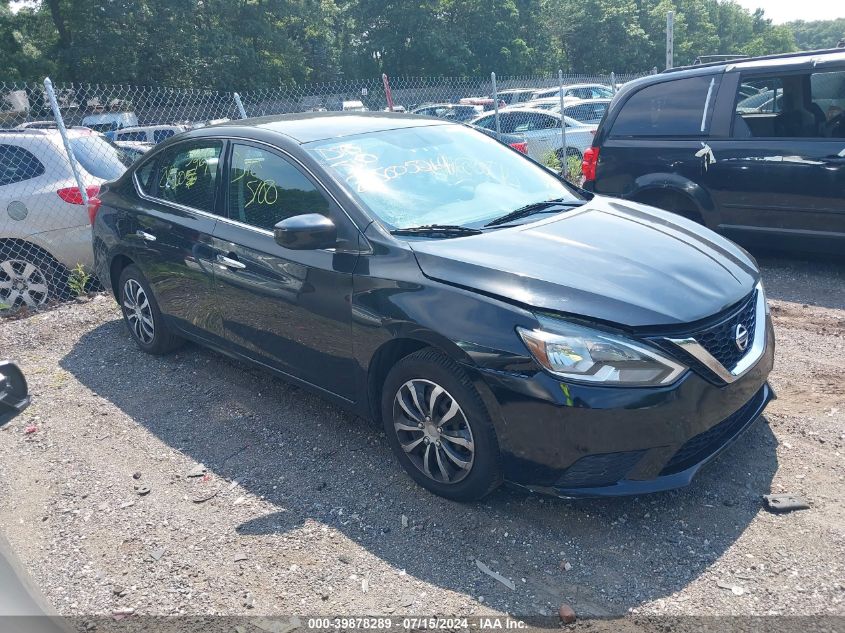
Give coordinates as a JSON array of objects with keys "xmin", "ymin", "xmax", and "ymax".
[{"xmin": 517, "ymin": 316, "xmax": 686, "ymax": 386}]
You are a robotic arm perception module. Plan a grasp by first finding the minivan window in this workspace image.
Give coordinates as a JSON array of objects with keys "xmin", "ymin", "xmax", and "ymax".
[
  {"xmin": 69, "ymin": 135, "xmax": 133, "ymax": 180},
  {"xmin": 812, "ymin": 70, "xmax": 845, "ymax": 138},
  {"xmin": 611, "ymin": 75, "xmax": 717, "ymax": 137},
  {"xmin": 0, "ymin": 144, "xmax": 46, "ymax": 186},
  {"xmin": 155, "ymin": 141, "xmax": 222, "ymax": 212},
  {"xmin": 228, "ymin": 144, "xmax": 330, "ymax": 231}
]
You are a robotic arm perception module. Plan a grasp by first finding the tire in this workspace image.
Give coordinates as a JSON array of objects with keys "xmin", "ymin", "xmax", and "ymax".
[
  {"xmin": 0, "ymin": 241, "xmax": 64, "ymax": 311},
  {"xmin": 381, "ymin": 348, "xmax": 502, "ymax": 501},
  {"xmin": 118, "ymin": 264, "xmax": 183, "ymax": 355}
]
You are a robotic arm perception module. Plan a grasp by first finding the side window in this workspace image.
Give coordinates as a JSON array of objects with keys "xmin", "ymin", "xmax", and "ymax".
[
  {"xmin": 611, "ymin": 75, "xmax": 718, "ymax": 137},
  {"xmin": 134, "ymin": 157, "xmax": 158, "ymax": 194},
  {"xmin": 116, "ymin": 131, "xmax": 146, "ymax": 142},
  {"xmin": 155, "ymin": 141, "xmax": 223, "ymax": 212},
  {"xmin": 153, "ymin": 129, "xmax": 176, "ymax": 143},
  {"xmin": 0, "ymin": 144, "xmax": 46, "ymax": 187},
  {"xmin": 812, "ymin": 70, "xmax": 845, "ymax": 138},
  {"xmin": 473, "ymin": 114, "xmax": 495, "ymax": 130},
  {"xmin": 228, "ymin": 144, "xmax": 330, "ymax": 231},
  {"xmin": 538, "ymin": 114, "xmax": 561, "ymax": 129}
]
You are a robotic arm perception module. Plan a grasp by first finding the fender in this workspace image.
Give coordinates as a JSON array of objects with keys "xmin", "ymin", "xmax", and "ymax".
[{"xmin": 626, "ymin": 172, "xmax": 718, "ymax": 228}]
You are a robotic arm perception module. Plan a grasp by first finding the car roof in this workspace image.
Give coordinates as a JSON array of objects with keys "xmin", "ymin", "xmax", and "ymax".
[
  {"xmin": 663, "ymin": 47, "xmax": 845, "ymax": 75},
  {"xmin": 206, "ymin": 112, "xmax": 451, "ymax": 143}
]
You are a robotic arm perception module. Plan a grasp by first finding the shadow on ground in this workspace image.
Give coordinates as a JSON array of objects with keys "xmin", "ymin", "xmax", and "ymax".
[{"xmin": 61, "ymin": 319, "xmax": 778, "ymax": 616}]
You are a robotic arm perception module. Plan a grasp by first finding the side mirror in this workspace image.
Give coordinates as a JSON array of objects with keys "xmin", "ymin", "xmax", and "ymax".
[
  {"xmin": 0, "ymin": 361, "xmax": 30, "ymax": 427},
  {"xmin": 274, "ymin": 214, "xmax": 337, "ymax": 250}
]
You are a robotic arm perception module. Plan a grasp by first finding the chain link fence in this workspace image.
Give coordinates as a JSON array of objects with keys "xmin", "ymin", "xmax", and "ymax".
[{"xmin": 1, "ymin": 70, "xmax": 649, "ymax": 313}]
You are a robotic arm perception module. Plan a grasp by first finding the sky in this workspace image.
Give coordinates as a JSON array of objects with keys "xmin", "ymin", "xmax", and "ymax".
[{"xmin": 734, "ymin": 0, "xmax": 845, "ymax": 24}]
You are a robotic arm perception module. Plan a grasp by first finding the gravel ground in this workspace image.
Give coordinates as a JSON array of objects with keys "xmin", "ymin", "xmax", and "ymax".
[{"xmin": 0, "ymin": 255, "xmax": 843, "ymax": 623}]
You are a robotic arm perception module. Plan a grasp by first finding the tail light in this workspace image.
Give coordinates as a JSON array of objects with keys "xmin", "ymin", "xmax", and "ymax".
[
  {"xmin": 57, "ymin": 185, "xmax": 100, "ymax": 206},
  {"xmin": 509, "ymin": 141, "xmax": 528, "ymax": 154},
  {"xmin": 87, "ymin": 195, "xmax": 102, "ymax": 225},
  {"xmin": 582, "ymin": 146, "xmax": 600, "ymax": 182}
]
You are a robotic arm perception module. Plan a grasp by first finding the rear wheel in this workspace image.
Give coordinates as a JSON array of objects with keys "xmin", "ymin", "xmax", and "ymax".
[
  {"xmin": 118, "ymin": 264, "xmax": 183, "ymax": 355},
  {"xmin": 382, "ymin": 349, "xmax": 502, "ymax": 501},
  {"xmin": 0, "ymin": 242, "xmax": 62, "ymax": 311}
]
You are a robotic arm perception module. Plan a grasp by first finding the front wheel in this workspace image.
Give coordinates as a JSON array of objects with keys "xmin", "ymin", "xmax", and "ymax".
[
  {"xmin": 382, "ymin": 349, "xmax": 502, "ymax": 501},
  {"xmin": 118, "ymin": 264, "xmax": 182, "ymax": 355}
]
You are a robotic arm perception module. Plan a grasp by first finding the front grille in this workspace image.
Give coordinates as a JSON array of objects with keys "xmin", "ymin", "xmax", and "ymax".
[
  {"xmin": 660, "ymin": 387, "xmax": 767, "ymax": 476},
  {"xmin": 691, "ymin": 290, "xmax": 758, "ymax": 371},
  {"xmin": 556, "ymin": 450, "xmax": 646, "ymax": 488}
]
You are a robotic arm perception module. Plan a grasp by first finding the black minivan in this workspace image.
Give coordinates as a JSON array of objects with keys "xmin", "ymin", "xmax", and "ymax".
[
  {"xmin": 92, "ymin": 113, "xmax": 774, "ymax": 501},
  {"xmin": 583, "ymin": 48, "xmax": 845, "ymax": 253}
]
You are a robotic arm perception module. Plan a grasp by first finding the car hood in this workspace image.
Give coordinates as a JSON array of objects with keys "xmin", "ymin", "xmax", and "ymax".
[{"xmin": 408, "ymin": 197, "xmax": 760, "ymax": 328}]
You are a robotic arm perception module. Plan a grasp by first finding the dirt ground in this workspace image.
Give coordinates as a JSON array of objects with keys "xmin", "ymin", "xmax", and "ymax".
[{"xmin": 0, "ymin": 254, "xmax": 843, "ymax": 623}]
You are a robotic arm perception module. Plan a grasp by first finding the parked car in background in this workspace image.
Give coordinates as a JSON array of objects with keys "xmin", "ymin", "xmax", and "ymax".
[
  {"xmin": 496, "ymin": 89, "xmax": 535, "ymax": 106},
  {"xmin": 561, "ymin": 98, "xmax": 610, "ymax": 125},
  {"xmin": 14, "ymin": 121, "xmax": 57, "ymax": 130},
  {"xmin": 459, "ymin": 97, "xmax": 504, "ymax": 111},
  {"xmin": 470, "ymin": 108, "xmax": 595, "ymax": 163},
  {"xmin": 80, "ymin": 112, "xmax": 139, "ymax": 137},
  {"xmin": 342, "ymin": 100, "xmax": 368, "ymax": 112},
  {"xmin": 411, "ymin": 103, "xmax": 484, "ymax": 122},
  {"xmin": 113, "ymin": 140, "xmax": 155, "ymax": 162},
  {"xmin": 531, "ymin": 83, "xmax": 613, "ymax": 101},
  {"xmin": 584, "ymin": 48, "xmax": 845, "ymax": 253},
  {"xmin": 113, "ymin": 124, "xmax": 189, "ymax": 144},
  {"xmin": 505, "ymin": 96, "xmax": 580, "ymax": 111},
  {"xmin": 92, "ymin": 112, "xmax": 774, "ymax": 501},
  {"xmin": 470, "ymin": 125, "xmax": 528, "ymax": 154},
  {"xmin": 0, "ymin": 128, "xmax": 132, "ymax": 309}
]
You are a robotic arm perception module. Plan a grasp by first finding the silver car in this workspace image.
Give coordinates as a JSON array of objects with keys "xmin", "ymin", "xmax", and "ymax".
[
  {"xmin": 0, "ymin": 128, "xmax": 130, "ymax": 309},
  {"xmin": 469, "ymin": 108, "xmax": 596, "ymax": 164}
]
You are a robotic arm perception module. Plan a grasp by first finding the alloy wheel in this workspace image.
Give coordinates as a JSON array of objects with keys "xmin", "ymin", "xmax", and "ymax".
[
  {"xmin": 0, "ymin": 259, "xmax": 50, "ymax": 309},
  {"xmin": 392, "ymin": 378, "xmax": 475, "ymax": 484},
  {"xmin": 122, "ymin": 279, "xmax": 155, "ymax": 344}
]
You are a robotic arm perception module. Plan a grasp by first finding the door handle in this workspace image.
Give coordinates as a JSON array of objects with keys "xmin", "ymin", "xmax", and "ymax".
[
  {"xmin": 215, "ymin": 254, "xmax": 246, "ymax": 270},
  {"xmin": 135, "ymin": 230, "xmax": 157, "ymax": 242}
]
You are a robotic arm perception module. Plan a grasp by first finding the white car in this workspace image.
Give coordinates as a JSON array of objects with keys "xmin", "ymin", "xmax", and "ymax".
[
  {"xmin": 80, "ymin": 112, "xmax": 139, "ymax": 136},
  {"xmin": 496, "ymin": 88, "xmax": 535, "ymax": 106},
  {"xmin": 506, "ymin": 96, "xmax": 582, "ymax": 111},
  {"xmin": 469, "ymin": 108, "xmax": 596, "ymax": 164},
  {"xmin": 112, "ymin": 124, "xmax": 189, "ymax": 144},
  {"xmin": 530, "ymin": 83, "xmax": 614, "ymax": 101},
  {"xmin": 0, "ymin": 128, "xmax": 131, "ymax": 309},
  {"xmin": 515, "ymin": 97, "xmax": 611, "ymax": 125}
]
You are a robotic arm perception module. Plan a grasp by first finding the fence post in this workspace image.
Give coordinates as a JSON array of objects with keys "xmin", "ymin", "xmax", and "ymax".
[
  {"xmin": 382, "ymin": 73, "xmax": 394, "ymax": 112},
  {"xmin": 490, "ymin": 71, "xmax": 501, "ymax": 140},
  {"xmin": 610, "ymin": 72, "xmax": 616, "ymax": 95},
  {"xmin": 44, "ymin": 77, "xmax": 89, "ymax": 208},
  {"xmin": 558, "ymin": 69, "xmax": 567, "ymax": 174},
  {"xmin": 233, "ymin": 92, "xmax": 247, "ymax": 119}
]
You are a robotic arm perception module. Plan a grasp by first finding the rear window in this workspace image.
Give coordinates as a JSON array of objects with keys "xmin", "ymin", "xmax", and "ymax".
[
  {"xmin": 611, "ymin": 75, "xmax": 718, "ymax": 137},
  {"xmin": 69, "ymin": 135, "xmax": 133, "ymax": 180},
  {"xmin": 0, "ymin": 144, "xmax": 46, "ymax": 186}
]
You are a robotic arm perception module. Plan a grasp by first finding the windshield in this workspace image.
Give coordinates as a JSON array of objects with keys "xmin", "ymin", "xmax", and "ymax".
[
  {"xmin": 70, "ymin": 135, "xmax": 133, "ymax": 180},
  {"xmin": 306, "ymin": 125, "xmax": 579, "ymax": 229}
]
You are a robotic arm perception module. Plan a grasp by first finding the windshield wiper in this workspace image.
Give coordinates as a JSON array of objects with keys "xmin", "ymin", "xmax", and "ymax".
[
  {"xmin": 484, "ymin": 198, "xmax": 586, "ymax": 227},
  {"xmin": 390, "ymin": 224, "xmax": 483, "ymax": 238}
]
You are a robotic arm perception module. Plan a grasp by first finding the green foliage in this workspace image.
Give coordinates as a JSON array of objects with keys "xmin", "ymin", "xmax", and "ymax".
[
  {"xmin": 788, "ymin": 18, "xmax": 845, "ymax": 51},
  {"xmin": 67, "ymin": 262, "xmax": 90, "ymax": 298},
  {"xmin": 0, "ymin": 0, "xmax": 830, "ymax": 85}
]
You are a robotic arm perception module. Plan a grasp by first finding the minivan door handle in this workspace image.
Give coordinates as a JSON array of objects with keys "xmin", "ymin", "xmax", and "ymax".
[
  {"xmin": 135, "ymin": 230, "xmax": 157, "ymax": 242},
  {"xmin": 215, "ymin": 253, "xmax": 246, "ymax": 270}
]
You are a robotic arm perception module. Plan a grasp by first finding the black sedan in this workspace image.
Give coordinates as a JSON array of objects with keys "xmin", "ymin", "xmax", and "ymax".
[{"xmin": 91, "ymin": 113, "xmax": 774, "ymax": 501}]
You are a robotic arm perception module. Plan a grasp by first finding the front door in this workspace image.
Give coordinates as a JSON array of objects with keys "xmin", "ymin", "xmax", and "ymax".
[
  {"xmin": 211, "ymin": 142, "xmax": 360, "ymax": 400},
  {"xmin": 130, "ymin": 139, "xmax": 225, "ymax": 337}
]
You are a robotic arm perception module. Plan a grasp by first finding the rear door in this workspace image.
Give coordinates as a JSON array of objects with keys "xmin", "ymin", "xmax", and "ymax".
[
  {"xmin": 706, "ymin": 66, "xmax": 845, "ymax": 248},
  {"xmin": 210, "ymin": 141, "xmax": 359, "ymax": 399},
  {"xmin": 593, "ymin": 74, "xmax": 721, "ymax": 205},
  {"xmin": 130, "ymin": 139, "xmax": 225, "ymax": 337}
]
